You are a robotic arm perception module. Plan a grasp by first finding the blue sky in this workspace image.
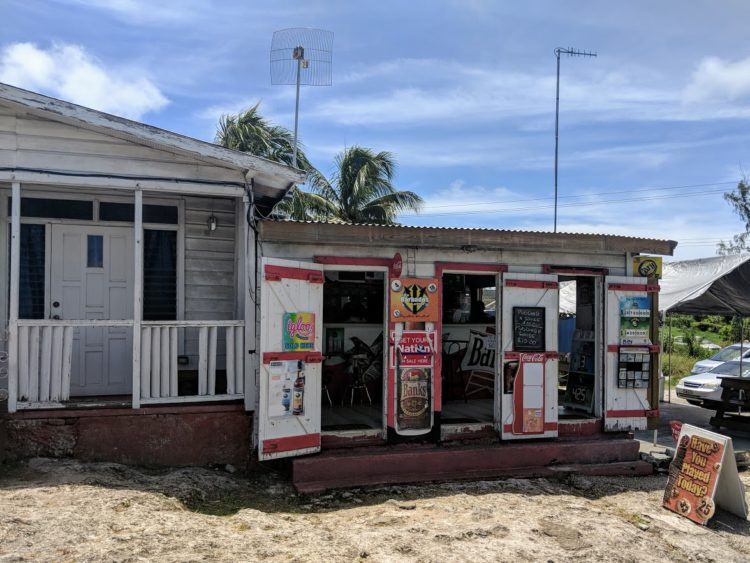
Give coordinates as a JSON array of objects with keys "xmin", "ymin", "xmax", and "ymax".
[{"xmin": 2, "ymin": 1, "xmax": 750, "ymax": 259}]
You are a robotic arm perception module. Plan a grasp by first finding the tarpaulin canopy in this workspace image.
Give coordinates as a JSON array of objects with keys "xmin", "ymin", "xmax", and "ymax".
[
  {"xmin": 660, "ymin": 254, "xmax": 750, "ymax": 316},
  {"xmin": 559, "ymin": 280, "xmax": 576, "ymax": 315}
]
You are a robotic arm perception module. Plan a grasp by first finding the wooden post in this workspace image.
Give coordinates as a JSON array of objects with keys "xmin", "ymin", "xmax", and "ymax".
[
  {"xmin": 7, "ymin": 182, "xmax": 20, "ymax": 412},
  {"xmin": 132, "ymin": 189, "xmax": 143, "ymax": 408},
  {"xmin": 242, "ymin": 193, "xmax": 255, "ymax": 411}
]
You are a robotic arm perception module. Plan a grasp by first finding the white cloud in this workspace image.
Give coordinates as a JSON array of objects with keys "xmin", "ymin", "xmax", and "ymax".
[
  {"xmin": 398, "ymin": 178, "xmax": 742, "ymax": 260},
  {"xmin": 53, "ymin": 0, "xmax": 206, "ymax": 23},
  {"xmin": 0, "ymin": 42, "xmax": 168, "ymax": 120},
  {"xmin": 306, "ymin": 56, "xmax": 750, "ymax": 128},
  {"xmin": 685, "ymin": 56, "xmax": 750, "ymax": 102}
]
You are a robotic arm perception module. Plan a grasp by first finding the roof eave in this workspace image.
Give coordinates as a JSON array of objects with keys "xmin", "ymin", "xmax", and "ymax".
[{"xmin": 259, "ymin": 220, "xmax": 677, "ymax": 256}]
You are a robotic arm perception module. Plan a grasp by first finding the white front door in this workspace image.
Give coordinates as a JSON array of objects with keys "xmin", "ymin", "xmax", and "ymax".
[{"xmin": 50, "ymin": 225, "xmax": 133, "ymax": 396}]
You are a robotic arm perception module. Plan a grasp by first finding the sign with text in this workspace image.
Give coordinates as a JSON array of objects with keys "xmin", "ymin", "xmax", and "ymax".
[
  {"xmin": 619, "ymin": 296, "xmax": 651, "ymax": 345},
  {"xmin": 511, "ymin": 352, "xmax": 546, "ymax": 435},
  {"xmin": 512, "ymin": 307, "xmax": 546, "ymax": 352},
  {"xmin": 633, "ymin": 256, "xmax": 662, "ymax": 279},
  {"xmin": 396, "ymin": 366, "xmax": 432, "ymax": 432},
  {"xmin": 392, "ymin": 330, "xmax": 435, "ymax": 367},
  {"xmin": 663, "ymin": 424, "xmax": 747, "ymax": 525},
  {"xmin": 389, "ymin": 278, "xmax": 440, "ymax": 323},
  {"xmin": 460, "ymin": 330, "xmax": 496, "ymax": 375},
  {"xmin": 282, "ymin": 312, "xmax": 316, "ymax": 351}
]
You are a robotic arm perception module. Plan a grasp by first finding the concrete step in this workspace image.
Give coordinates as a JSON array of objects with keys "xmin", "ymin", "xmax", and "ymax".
[{"xmin": 292, "ymin": 438, "xmax": 647, "ymax": 493}]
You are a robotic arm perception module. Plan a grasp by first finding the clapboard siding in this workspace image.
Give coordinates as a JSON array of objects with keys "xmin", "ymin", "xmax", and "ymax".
[
  {"xmin": 182, "ymin": 196, "xmax": 238, "ymax": 368},
  {"xmin": 0, "ymin": 104, "xmax": 245, "ymax": 184}
]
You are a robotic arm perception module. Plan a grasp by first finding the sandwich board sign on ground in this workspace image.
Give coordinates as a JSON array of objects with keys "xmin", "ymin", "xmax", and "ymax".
[{"xmin": 663, "ymin": 423, "xmax": 748, "ymax": 525}]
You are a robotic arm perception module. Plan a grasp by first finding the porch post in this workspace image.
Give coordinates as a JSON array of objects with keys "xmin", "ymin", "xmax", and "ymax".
[
  {"xmin": 7, "ymin": 181, "xmax": 20, "ymax": 412},
  {"xmin": 242, "ymin": 193, "xmax": 255, "ymax": 411},
  {"xmin": 132, "ymin": 189, "xmax": 143, "ymax": 408}
]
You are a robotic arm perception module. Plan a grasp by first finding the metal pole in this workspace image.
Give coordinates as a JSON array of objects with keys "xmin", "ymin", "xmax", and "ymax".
[
  {"xmin": 554, "ymin": 49, "xmax": 561, "ymax": 233},
  {"xmin": 292, "ymin": 56, "xmax": 301, "ymax": 168}
]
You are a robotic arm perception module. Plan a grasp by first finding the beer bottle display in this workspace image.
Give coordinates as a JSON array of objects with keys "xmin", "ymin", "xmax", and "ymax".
[
  {"xmin": 397, "ymin": 367, "xmax": 431, "ymax": 430},
  {"xmin": 292, "ymin": 360, "xmax": 305, "ymax": 415}
]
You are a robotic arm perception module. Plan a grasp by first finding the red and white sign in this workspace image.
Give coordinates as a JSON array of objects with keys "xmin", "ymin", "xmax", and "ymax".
[
  {"xmin": 391, "ymin": 330, "xmax": 435, "ymax": 367},
  {"xmin": 391, "ymin": 252, "xmax": 403, "ymax": 278},
  {"xmin": 511, "ymin": 353, "xmax": 546, "ymax": 435}
]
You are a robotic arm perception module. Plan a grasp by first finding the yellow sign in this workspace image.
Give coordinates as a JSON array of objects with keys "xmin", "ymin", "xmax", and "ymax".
[{"xmin": 633, "ymin": 256, "xmax": 662, "ymax": 278}]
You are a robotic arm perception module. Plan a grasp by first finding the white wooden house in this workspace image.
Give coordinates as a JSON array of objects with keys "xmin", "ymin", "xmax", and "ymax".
[{"xmin": 0, "ymin": 82, "xmax": 304, "ymax": 414}]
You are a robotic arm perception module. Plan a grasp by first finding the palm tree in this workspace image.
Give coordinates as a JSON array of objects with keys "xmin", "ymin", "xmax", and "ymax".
[
  {"xmin": 216, "ymin": 106, "xmax": 422, "ymax": 224},
  {"xmin": 215, "ymin": 103, "xmax": 314, "ymax": 172},
  {"xmin": 307, "ymin": 146, "xmax": 423, "ymax": 224}
]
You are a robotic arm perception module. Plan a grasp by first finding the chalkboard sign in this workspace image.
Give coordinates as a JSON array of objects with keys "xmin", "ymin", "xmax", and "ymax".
[{"xmin": 513, "ymin": 307, "xmax": 546, "ymax": 351}]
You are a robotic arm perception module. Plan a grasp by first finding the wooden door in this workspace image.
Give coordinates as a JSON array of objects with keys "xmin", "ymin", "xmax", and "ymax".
[
  {"xmin": 258, "ymin": 258, "xmax": 324, "ymax": 460},
  {"xmin": 50, "ymin": 225, "xmax": 133, "ymax": 396},
  {"xmin": 604, "ymin": 275, "xmax": 658, "ymax": 431},
  {"xmin": 499, "ymin": 273, "xmax": 559, "ymax": 440}
]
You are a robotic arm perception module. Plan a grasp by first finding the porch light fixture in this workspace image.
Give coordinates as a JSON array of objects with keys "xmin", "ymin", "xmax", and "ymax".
[{"xmin": 208, "ymin": 214, "xmax": 218, "ymax": 233}]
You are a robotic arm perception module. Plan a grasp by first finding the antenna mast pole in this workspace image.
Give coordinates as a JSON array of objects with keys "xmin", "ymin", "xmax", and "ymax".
[
  {"xmin": 553, "ymin": 47, "xmax": 597, "ymax": 233},
  {"xmin": 292, "ymin": 46, "xmax": 304, "ymax": 168},
  {"xmin": 271, "ymin": 29, "xmax": 333, "ymax": 171}
]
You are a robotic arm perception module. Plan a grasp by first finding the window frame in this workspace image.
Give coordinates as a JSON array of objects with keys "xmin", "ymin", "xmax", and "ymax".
[{"xmin": 5, "ymin": 188, "xmax": 185, "ymax": 324}]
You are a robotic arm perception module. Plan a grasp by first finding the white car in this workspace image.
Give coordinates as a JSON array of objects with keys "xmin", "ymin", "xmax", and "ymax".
[
  {"xmin": 690, "ymin": 342, "xmax": 750, "ymax": 375},
  {"xmin": 676, "ymin": 360, "xmax": 750, "ymax": 408}
]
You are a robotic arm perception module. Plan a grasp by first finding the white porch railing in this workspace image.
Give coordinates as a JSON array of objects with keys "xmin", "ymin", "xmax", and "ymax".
[
  {"xmin": 13, "ymin": 319, "xmax": 245, "ymax": 409},
  {"xmin": 139, "ymin": 320, "xmax": 245, "ymax": 405},
  {"xmin": 15, "ymin": 319, "xmax": 131, "ymax": 409}
]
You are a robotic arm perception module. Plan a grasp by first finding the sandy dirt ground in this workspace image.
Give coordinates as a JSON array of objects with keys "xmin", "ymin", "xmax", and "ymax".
[{"xmin": 1, "ymin": 458, "xmax": 749, "ymax": 562}]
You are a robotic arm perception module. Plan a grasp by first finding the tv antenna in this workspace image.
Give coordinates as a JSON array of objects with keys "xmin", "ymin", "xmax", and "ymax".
[
  {"xmin": 553, "ymin": 47, "xmax": 597, "ymax": 232},
  {"xmin": 270, "ymin": 28, "xmax": 333, "ymax": 168}
]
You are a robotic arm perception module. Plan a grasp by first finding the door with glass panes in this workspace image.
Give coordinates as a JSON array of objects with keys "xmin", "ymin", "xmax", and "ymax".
[{"xmin": 50, "ymin": 225, "xmax": 134, "ymax": 395}]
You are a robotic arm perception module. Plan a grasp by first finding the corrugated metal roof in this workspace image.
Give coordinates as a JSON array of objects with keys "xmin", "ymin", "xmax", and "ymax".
[{"xmin": 265, "ymin": 218, "xmax": 676, "ymax": 246}]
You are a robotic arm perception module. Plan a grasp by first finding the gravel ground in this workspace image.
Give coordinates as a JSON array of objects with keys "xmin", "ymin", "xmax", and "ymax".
[{"xmin": 0, "ymin": 457, "xmax": 749, "ymax": 562}]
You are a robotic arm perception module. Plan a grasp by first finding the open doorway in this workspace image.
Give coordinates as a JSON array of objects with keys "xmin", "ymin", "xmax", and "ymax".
[
  {"xmin": 321, "ymin": 270, "xmax": 385, "ymax": 432},
  {"xmin": 441, "ymin": 273, "xmax": 497, "ymax": 424},
  {"xmin": 558, "ymin": 276, "xmax": 600, "ymax": 419}
]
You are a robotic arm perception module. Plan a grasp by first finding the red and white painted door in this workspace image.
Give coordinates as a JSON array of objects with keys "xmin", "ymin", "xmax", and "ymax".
[
  {"xmin": 499, "ymin": 273, "xmax": 559, "ymax": 440},
  {"xmin": 604, "ymin": 275, "xmax": 658, "ymax": 431},
  {"xmin": 258, "ymin": 258, "xmax": 324, "ymax": 460}
]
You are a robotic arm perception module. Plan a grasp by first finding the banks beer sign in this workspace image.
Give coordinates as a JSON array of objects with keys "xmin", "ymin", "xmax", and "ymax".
[
  {"xmin": 389, "ymin": 278, "xmax": 440, "ymax": 322},
  {"xmin": 397, "ymin": 367, "xmax": 431, "ymax": 431}
]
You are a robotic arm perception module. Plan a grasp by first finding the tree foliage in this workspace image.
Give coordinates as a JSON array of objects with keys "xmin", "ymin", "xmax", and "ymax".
[
  {"xmin": 215, "ymin": 103, "xmax": 315, "ymax": 172},
  {"xmin": 718, "ymin": 179, "xmax": 750, "ymax": 255},
  {"xmin": 216, "ymin": 106, "xmax": 422, "ymax": 224},
  {"xmin": 304, "ymin": 146, "xmax": 423, "ymax": 224}
]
